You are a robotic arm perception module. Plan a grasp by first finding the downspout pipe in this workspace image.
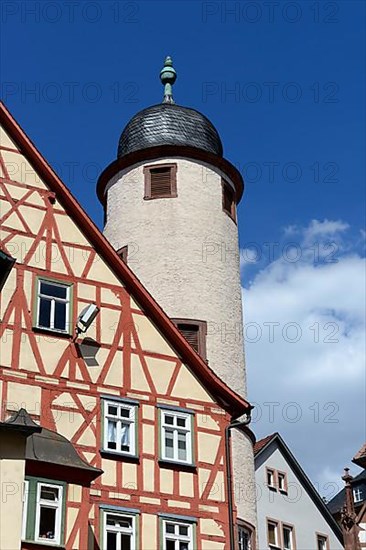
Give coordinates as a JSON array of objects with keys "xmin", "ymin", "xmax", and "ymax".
[{"xmin": 225, "ymin": 414, "xmax": 252, "ymax": 550}]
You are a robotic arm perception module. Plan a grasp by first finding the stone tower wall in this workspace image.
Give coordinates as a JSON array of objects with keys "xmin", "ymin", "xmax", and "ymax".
[{"xmin": 103, "ymin": 156, "xmax": 257, "ymax": 525}]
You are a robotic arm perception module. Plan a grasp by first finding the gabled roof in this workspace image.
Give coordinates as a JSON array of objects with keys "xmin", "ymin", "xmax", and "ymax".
[
  {"xmin": 254, "ymin": 432, "xmax": 343, "ymax": 543},
  {"xmin": 0, "ymin": 101, "xmax": 251, "ymax": 418}
]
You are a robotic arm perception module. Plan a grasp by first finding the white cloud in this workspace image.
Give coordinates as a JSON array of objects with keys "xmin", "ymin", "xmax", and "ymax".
[{"xmin": 243, "ymin": 219, "xmax": 365, "ymax": 495}]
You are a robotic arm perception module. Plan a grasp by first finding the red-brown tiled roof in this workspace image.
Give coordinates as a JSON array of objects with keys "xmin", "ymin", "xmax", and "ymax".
[
  {"xmin": 253, "ymin": 433, "xmax": 277, "ymax": 456},
  {"xmin": 353, "ymin": 443, "xmax": 366, "ymax": 468}
]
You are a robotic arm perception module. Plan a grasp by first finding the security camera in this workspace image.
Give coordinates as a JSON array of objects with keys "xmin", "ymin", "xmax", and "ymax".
[{"xmin": 76, "ymin": 304, "xmax": 100, "ymax": 334}]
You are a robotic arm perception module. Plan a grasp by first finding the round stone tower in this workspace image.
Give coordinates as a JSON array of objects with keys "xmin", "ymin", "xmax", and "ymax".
[{"xmin": 97, "ymin": 57, "xmax": 257, "ymax": 530}]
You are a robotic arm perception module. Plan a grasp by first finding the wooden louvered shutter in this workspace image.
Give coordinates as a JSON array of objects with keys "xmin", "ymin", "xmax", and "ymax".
[
  {"xmin": 177, "ymin": 323, "xmax": 200, "ymax": 353},
  {"xmin": 172, "ymin": 319, "xmax": 207, "ymax": 360},
  {"xmin": 144, "ymin": 163, "xmax": 177, "ymax": 200},
  {"xmin": 150, "ymin": 167, "xmax": 172, "ymax": 197}
]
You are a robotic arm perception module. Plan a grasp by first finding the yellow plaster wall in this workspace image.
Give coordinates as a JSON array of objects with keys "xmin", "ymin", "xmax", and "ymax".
[
  {"xmin": 141, "ymin": 514, "xmax": 157, "ymax": 549},
  {"xmin": 0, "ymin": 433, "xmax": 26, "ymax": 550}
]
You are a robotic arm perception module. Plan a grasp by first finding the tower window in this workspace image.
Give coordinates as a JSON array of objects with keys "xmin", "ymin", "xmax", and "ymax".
[
  {"xmin": 222, "ymin": 179, "xmax": 236, "ymax": 222},
  {"xmin": 171, "ymin": 319, "xmax": 207, "ymax": 360},
  {"xmin": 144, "ymin": 163, "xmax": 177, "ymax": 199}
]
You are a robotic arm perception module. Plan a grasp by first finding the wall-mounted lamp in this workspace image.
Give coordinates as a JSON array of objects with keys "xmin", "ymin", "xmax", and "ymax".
[{"xmin": 76, "ymin": 304, "xmax": 100, "ymax": 335}]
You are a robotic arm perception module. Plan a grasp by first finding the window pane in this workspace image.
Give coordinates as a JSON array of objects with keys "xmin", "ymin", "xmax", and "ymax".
[
  {"xmin": 121, "ymin": 423, "xmax": 130, "ymax": 451},
  {"xmin": 107, "ymin": 420, "xmax": 117, "ymax": 449},
  {"xmin": 108, "ymin": 405, "xmax": 118, "ymax": 416},
  {"xmin": 121, "ymin": 534, "xmax": 131, "ymax": 550},
  {"xmin": 178, "ymin": 432, "xmax": 187, "ymax": 461},
  {"xmin": 177, "ymin": 417, "xmax": 186, "ymax": 427},
  {"xmin": 179, "ymin": 543, "xmax": 189, "ymax": 550},
  {"xmin": 283, "ymin": 527, "xmax": 291, "ymax": 549},
  {"xmin": 268, "ymin": 524, "xmax": 276, "ymax": 545},
  {"xmin": 107, "ymin": 531, "xmax": 117, "ymax": 550},
  {"xmin": 165, "ymin": 429, "xmax": 174, "ymax": 458},
  {"xmin": 166, "ymin": 541, "xmax": 175, "ymax": 550},
  {"xmin": 38, "ymin": 298, "xmax": 51, "ymax": 328},
  {"xmin": 120, "ymin": 408, "xmax": 130, "ymax": 418},
  {"xmin": 166, "ymin": 524, "xmax": 175, "ymax": 534},
  {"xmin": 179, "ymin": 525, "xmax": 188, "ymax": 536},
  {"xmin": 40, "ymin": 282, "xmax": 67, "ymax": 299},
  {"xmin": 267, "ymin": 470, "xmax": 273, "ymax": 485},
  {"xmin": 54, "ymin": 300, "xmax": 67, "ymax": 330},
  {"xmin": 38, "ymin": 506, "xmax": 56, "ymax": 539},
  {"xmin": 40, "ymin": 486, "xmax": 59, "ymax": 501},
  {"xmin": 165, "ymin": 415, "xmax": 174, "ymax": 425}
]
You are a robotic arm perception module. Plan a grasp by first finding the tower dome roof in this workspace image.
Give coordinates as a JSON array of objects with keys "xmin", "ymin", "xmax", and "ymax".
[{"xmin": 117, "ymin": 103, "xmax": 223, "ymax": 158}]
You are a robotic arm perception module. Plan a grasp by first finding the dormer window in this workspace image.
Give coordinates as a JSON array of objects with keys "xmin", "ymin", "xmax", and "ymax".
[
  {"xmin": 222, "ymin": 179, "xmax": 236, "ymax": 222},
  {"xmin": 0, "ymin": 250, "xmax": 15, "ymax": 291},
  {"xmin": 144, "ymin": 163, "xmax": 177, "ymax": 199},
  {"xmin": 172, "ymin": 319, "xmax": 207, "ymax": 360}
]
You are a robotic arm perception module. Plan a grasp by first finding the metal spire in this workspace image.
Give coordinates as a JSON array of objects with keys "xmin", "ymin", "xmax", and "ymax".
[{"xmin": 160, "ymin": 56, "xmax": 177, "ymax": 104}]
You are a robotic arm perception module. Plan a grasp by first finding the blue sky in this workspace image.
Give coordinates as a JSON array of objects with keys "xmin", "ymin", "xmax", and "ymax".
[{"xmin": 1, "ymin": 1, "xmax": 365, "ymax": 493}]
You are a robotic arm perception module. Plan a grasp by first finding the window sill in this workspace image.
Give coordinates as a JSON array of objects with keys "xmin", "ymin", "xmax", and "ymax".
[
  {"xmin": 279, "ymin": 489, "xmax": 288, "ymax": 495},
  {"xmin": 100, "ymin": 450, "xmax": 140, "ymax": 463},
  {"xmin": 267, "ymin": 485, "xmax": 277, "ymax": 491},
  {"xmin": 143, "ymin": 193, "xmax": 178, "ymax": 200},
  {"xmin": 32, "ymin": 326, "xmax": 72, "ymax": 339},
  {"xmin": 158, "ymin": 459, "xmax": 196, "ymax": 472},
  {"xmin": 22, "ymin": 540, "xmax": 65, "ymax": 549}
]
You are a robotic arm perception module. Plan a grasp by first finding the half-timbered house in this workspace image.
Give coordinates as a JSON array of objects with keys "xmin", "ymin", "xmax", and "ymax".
[{"xmin": 0, "ymin": 100, "xmax": 252, "ymax": 550}]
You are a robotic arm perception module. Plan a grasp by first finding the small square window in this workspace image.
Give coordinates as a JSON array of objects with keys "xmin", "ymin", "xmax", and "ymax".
[
  {"xmin": 35, "ymin": 278, "xmax": 72, "ymax": 334},
  {"xmin": 222, "ymin": 179, "xmax": 236, "ymax": 221},
  {"xmin": 353, "ymin": 486, "xmax": 363, "ymax": 503},
  {"xmin": 144, "ymin": 163, "xmax": 177, "ymax": 200},
  {"xmin": 103, "ymin": 399, "xmax": 137, "ymax": 456},
  {"xmin": 160, "ymin": 409, "xmax": 193, "ymax": 465}
]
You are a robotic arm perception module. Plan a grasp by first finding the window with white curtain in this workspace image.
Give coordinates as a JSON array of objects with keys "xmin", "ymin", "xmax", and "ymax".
[{"xmin": 103, "ymin": 399, "xmax": 137, "ymax": 456}]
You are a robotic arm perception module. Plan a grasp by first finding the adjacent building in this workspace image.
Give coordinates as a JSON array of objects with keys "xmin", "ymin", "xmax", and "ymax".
[
  {"xmin": 328, "ymin": 443, "xmax": 366, "ymax": 550},
  {"xmin": 254, "ymin": 433, "xmax": 343, "ymax": 550}
]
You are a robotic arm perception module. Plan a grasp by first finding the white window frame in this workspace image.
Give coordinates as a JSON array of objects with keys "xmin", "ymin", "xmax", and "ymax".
[
  {"xmin": 103, "ymin": 511, "xmax": 136, "ymax": 550},
  {"xmin": 21, "ymin": 480, "xmax": 29, "ymax": 540},
  {"xmin": 161, "ymin": 409, "xmax": 193, "ymax": 464},
  {"xmin": 163, "ymin": 519, "xmax": 193, "ymax": 550},
  {"xmin": 353, "ymin": 486, "xmax": 362, "ymax": 502},
  {"xmin": 282, "ymin": 524, "xmax": 294, "ymax": 550},
  {"xmin": 267, "ymin": 520, "xmax": 279, "ymax": 548},
  {"xmin": 238, "ymin": 525, "xmax": 252, "ymax": 550},
  {"xmin": 36, "ymin": 278, "xmax": 71, "ymax": 333},
  {"xmin": 103, "ymin": 399, "xmax": 137, "ymax": 456},
  {"xmin": 34, "ymin": 482, "xmax": 63, "ymax": 545}
]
